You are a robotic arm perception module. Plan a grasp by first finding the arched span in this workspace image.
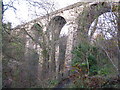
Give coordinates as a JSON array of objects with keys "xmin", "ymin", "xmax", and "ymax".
[
  {"xmin": 47, "ymin": 16, "xmax": 66, "ymax": 40},
  {"xmin": 46, "ymin": 16, "xmax": 67, "ymax": 76},
  {"xmin": 77, "ymin": 2, "xmax": 111, "ymax": 38},
  {"xmin": 31, "ymin": 23, "xmax": 42, "ymax": 42},
  {"xmin": 88, "ymin": 12, "xmax": 117, "ymax": 41}
]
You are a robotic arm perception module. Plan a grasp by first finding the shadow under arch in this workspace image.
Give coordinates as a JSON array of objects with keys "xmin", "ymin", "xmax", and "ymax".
[{"xmin": 47, "ymin": 16, "xmax": 67, "ymax": 40}]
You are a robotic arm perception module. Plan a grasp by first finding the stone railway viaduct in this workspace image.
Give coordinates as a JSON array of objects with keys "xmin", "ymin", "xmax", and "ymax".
[{"xmin": 11, "ymin": 1, "xmax": 117, "ymax": 84}]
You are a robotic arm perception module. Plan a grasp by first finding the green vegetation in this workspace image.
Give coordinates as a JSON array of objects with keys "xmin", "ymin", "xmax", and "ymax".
[
  {"xmin": 70, "ymin": 41, "xmax": 118, "ymax": 88},
  {"xmin": 2, "ymin": 1, "xmax": 120, "ymax": 88},
  {"xmin": 72, "ymin": 42, "xmax": 98, "ymax": 75},
  {"xmin": 33, "ymin": 23, "xmax": 42, "ymax": 33}
]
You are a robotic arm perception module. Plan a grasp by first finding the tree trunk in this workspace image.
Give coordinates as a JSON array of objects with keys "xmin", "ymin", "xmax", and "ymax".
[
  {"xmin": 49, "ymin": 43, "xmax": 56, "ymax": 79},
  {"xmin": 41, "ymin": 48, "xmax": 49, "ymax": 80},
  {"xmin": 0, "ymin": 1, "xmax": 2, "ymax": 89},
  {"xmin": 117, "ymin": 2, "xmax": 120, "ymax": 77}
]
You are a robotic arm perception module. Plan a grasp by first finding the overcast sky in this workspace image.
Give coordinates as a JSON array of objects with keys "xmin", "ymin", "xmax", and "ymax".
[
  {"xmin": 3, "ymin": 0, "xmax": 118, "ymax": 39},
  {"xmin": 3, "ymin": 0, "xmax": 118, "ymax": 27},
  {"xmin": 53, "ymin": 0, "xmax": 80, "ymax": 8},
  {"xmin": 3, "ymin": 0, "xmax": 80, "ymax": 27}
]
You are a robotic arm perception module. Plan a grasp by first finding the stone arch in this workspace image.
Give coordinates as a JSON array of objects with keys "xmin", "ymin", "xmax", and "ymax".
[
  {"xmin": 26, "ymin": 23, "xmax": 42, "ymax": 50},
  {"xmin": 89, "ymin": 12, "xmax": 117, "ymax": 41},
  {"xmin": 32, "ymin": 23, "xmax": 42, "ymax": 41},
  {"xmin": 76, "ymin": 2, "xmax": 118, "ymax": 75},
  {"xmin": 25, "ymin": 23, "xmax": 42, "ymax": 87},
  {"xmin": 46, "ymin": 16, "xmax": 67, "ymax": 77},
  {"xmin": 77, "ymin": 2, "xmax": 111, "ymax": 41},
  {"xmin": 88, "ymin": 11, "xmax": 118, "ymax": 72},
  {"xmin": 47, "ymin": 16, "xmax": 67, "ymax": 40}
]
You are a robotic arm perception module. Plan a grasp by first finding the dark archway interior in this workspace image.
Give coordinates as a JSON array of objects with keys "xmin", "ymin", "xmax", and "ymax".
[{"xmin": 48, "ymin": 16, "xmax": 66, "ymax": 39}]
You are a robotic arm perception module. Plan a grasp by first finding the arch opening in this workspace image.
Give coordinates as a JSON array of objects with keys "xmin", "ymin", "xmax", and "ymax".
[
  {"xmin": 76, "ymin": 2, "xmax": 119, "ymax": 77},
  {"xmin": 88, "ymin": 11, "xmax": 118, "ymax": 75},
  {"xmin": 47, "ymin": 16, "xmax": 67, "ymax": 80},
  {"xmin": 77, "ymin": 2, "xmax": 111, "ymax": 37},
  {"xmin": 47, "ymin": 16, "xmax": 66, "ymax": 40},
  {"xmin": 88, "ymin": 12, "xmax": 117, "ymax": 41},
  {"xmin": 59, "ymin": 23, "xmax": 71, "ymax": 37}
]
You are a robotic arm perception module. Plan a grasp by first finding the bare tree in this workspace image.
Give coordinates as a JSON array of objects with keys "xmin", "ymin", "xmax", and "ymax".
[
  {"xmin": 2, "ymin": 0, "xmax": 58, "ymax": 88},
  {"xmin": 0, "ymin": 1, "xmax": 2, "ymax": 89},
  {"xmin": 88, "ymin": 3, "xmax": 119, "ymax": 76},
  {"xmin": 2, "ymin": 0, "xmax": 57, "ymax": 27},
  {"xmin": 117, "ymin": 2, "xmax": 120, "ymax": 78}
]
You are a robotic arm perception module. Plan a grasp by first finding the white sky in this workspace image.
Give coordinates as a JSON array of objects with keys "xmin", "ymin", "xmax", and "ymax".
[
  {"xmin": 3, "ymin": 0, "xmax": 80, "ymax": 27},
  {"xmin": 53, "ymin": 0, "xmax": 80, "ymax": 9},
  {"xmin": 3, "ymin": 0, "xmax": 119, "ymax": 27},
  {"xmin": 3, "ymin": 0, "xmax": 118, "ymax": 38},
  {"xmin": 88, "ymin": 12, "xmax": 117, "ymax": 40}
]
